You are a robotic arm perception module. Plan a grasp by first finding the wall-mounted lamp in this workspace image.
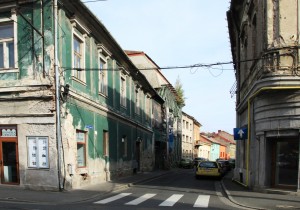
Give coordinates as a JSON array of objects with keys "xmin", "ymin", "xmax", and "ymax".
[
  {"xmin": 136, "ymin": 137, "xmax": 142, "ymax": 142},
  {"xmin": 61, "ymin": 84, "xmax": 70, "ymax": 102}
]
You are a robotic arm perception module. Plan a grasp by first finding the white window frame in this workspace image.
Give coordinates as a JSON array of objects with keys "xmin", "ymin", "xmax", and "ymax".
[
  {"xmin": 72, "ymin": 33, "xmax": 86, "ymax": 82},
  {"xmin": 99, "ymin": 56, "xmax": 107, "ymax": 95},
  {"xmin": 120, "ymin": 74, "xmax": 127, "ymax": 107},
  {"xmin": 0, "ymin": 9, "xmax": 18, "ymax": 72},
  {"xmin": 27, "ymin": 137, "xmax": 49, "ymax": 169},
  {"xmin": 97, "ymin": 44, "xmax": 111, "ymax": 96},
  {"xmin": 135, "ymin": 88, "xmax": 140, "ymax": 115},
  {"xmin": 70, "ymin": 18, "xmax": 89, "ymax": 84},
  {"xmin": 76, "ymin": 130, "xmax": 87, "ymax": 168}
]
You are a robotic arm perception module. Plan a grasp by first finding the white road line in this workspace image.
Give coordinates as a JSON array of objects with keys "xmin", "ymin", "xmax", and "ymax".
[
  {"xmin": 94, "ymin": 193, "xmax": 132, "ymax": 204},
  {"xmin": 159, "ymin": 194, "xmax": 184, "ymax": 206},
  {"xmin": 125, "ymin": 193, "xmax": 156, "ymax": 205},
  {"xmin": 193, "ymin": 195, "xmax": 210, "ymax": 208}
]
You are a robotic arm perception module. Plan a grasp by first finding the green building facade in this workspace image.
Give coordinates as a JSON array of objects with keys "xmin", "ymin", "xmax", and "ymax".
[{"xmin": 0, "ymin": 0, "xmax": 164, "ymax": 190}]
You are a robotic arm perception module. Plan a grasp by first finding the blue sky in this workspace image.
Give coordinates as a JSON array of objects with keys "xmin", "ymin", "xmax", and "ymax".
[{"xmin": 85, "ymin": 0, "xmax": 236, "ymax": 134}]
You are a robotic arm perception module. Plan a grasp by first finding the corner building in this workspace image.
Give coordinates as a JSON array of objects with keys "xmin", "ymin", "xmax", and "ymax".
[{"xmin": 228, "ymin": 0, "xmax": 300, "ymax": 192}]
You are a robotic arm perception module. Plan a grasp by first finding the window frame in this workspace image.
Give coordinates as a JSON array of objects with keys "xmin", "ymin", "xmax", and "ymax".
[
  {"xmin": 72, "ymin": 33, "xmax": 86, "ymax": 82},
  {"xmin": 0, "ymin": 11, "xmax": 18, "ymax": 72},
  {"xmin": 99, "ymin": 56, "xmax": 108, "ymax": 96},
  {"xmin": 120, "ymin": 74, "xmax": 127, "ymax": 107},
  {"xmin": 135, "ymin": 87, "xmax": 140, "ymax": 115},
  {"xmin": 103, "ymin": 130, "xmax": 109, "ymax": 157},
  {"xmin": 76, "ymin": 130, "xmax": 87, "ymax": 168}
]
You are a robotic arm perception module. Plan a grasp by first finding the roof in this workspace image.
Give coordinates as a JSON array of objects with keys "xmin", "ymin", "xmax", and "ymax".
[{"xmin": 125, "ymin": 50, "xmax": 181, "ymax": 104}]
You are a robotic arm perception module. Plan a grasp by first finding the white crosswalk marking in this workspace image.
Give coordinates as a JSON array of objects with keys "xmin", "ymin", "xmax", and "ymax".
[
  {"xmin": 94, "ymin": 193, "xmax": 211, "ymax": 208},
  {"xmin": 193, "ymin": 195, "xmax": 210, "ymax": 208},
  {"xmin": 125, "ymin": 193, "xmax": 156, "ymax": 205},
  {"xmin": 94, "ymin": 193, "xmax": 132, "ymax": 204},
  {"xmin": 159, "ymin": 194, "xmax": 184, "ymax": 206}
]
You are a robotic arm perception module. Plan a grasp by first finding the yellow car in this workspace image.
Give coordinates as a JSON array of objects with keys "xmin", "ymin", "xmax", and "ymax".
[{"xmin": 195, "ymin": 161, "xmax": 222, "ymax": 179}]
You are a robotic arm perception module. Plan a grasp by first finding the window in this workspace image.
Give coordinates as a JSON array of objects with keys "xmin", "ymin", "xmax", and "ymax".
[
  {"xmin": 99, "ymin": 58, "xmax": 107, "ymax": 95},
  {"xmin": 103, "ymin": 130, "xmax": 109, "ymax": 157},
  {"xmin": 120, "ymin": 76, "xmax": 126, "ymax": 107},
  {"xmin": 27, "ymin": 137, "xmax": 49, "ymax": 169},
  {"xmin": 135, "ymin": 88, "xmax": 140, "ymax": 115},
  {"xmin": 122, "ymin": 135, "xmax": 127, "ymax": 157},
  {"xmin": 145, "ymin": 96, "xmax": 151, "ymax": 122},
  {"xmin": 73, "ymin": 34, "xmax": 86, "ymax": 82},
  {"xmin": 0, "ymin": 23, "xmax": 14, "ymax": 69},
  {"xmin": 76, "ymin": 130, "xmax": 86, "ymax": 167}
]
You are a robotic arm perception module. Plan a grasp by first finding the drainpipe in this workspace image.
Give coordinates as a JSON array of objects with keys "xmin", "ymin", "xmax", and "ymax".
[
  {"xmin": 54, "ymin": 0, "xmax": 63, "ymax": 191},
  {"xmin": 246, "ymin": 86, "xmax": 300, "ymax": 186}
]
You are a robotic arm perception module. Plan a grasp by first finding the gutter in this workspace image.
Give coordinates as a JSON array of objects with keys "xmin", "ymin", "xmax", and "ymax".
[{"xmin": 54, "ymin": 0, "xmax": 63, "ymax": 191}]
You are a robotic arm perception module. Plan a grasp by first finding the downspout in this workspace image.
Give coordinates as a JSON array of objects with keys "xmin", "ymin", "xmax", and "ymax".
[
  {"xmin": 246, "ymin": 86, "xmax": 300, "ymax": 186},
  {"xmin": 54, "ymin": 0, "xmax": 63, "ymax": 191}
]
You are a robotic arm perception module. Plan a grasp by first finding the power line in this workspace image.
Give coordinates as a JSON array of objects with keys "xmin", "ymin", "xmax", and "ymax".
[
  {"xmin": 81, "ymin": 0, "xmax": 107, "ymax": 3},
  {"xmin": 61, "ymin": 62, "xmax": 235, "ymax": 72}
]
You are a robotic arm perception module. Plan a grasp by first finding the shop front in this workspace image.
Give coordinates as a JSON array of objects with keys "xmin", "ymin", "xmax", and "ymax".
[{"xmin": 0, "ymin": 126, "xmax": 19, "ymax": 185}]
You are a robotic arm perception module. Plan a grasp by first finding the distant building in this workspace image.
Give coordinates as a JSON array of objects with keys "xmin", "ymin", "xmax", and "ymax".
[
  {"xmin": 213, "ymin": 130, "xmax": 236, "ymax": 160},
  {"xmin": 125, "ymin": 50, "xmax": 183, "ymax": 167},
  {"xmin": 181, "ymin": 112, "xmax": 194, "ymax": 159}
]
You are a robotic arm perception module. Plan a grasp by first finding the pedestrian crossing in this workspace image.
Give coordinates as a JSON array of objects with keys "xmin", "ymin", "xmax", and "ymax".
[{"xmin": 94, "ymin": 193, "xmax": 210, "ymax": 208}]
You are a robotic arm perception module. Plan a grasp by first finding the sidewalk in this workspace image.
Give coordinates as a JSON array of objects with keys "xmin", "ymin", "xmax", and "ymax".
[
  {"xmin": 0, "ymin": 170, "xmax": 171, "ymax": 205},
  {"xmin": 0, "ymin": 168, "xmax": 299, "ymax": 209},
  {"xmin": 221, "ymin": 170, "xmax": 300, "ymax": 210}
]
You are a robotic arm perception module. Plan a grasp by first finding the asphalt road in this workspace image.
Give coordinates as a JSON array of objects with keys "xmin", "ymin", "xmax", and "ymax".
[{"xmin": 0, "ymin": 169, "xmax": 249, "ymax": 210}]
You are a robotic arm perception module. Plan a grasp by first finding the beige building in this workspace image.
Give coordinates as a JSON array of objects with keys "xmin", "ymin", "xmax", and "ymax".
[
  {"xmin": 193, "ymin": 119, "xmax": 202, "ymax": 158},
  {"xmin": 228, "ymin": 0, "xmax": 300, "ymax": 192},
  {"xmin": 181, "ymin": 112, "xmax": 194, "ymax": 159}
]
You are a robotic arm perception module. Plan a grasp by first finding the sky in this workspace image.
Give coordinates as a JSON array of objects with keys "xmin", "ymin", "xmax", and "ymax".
[{"xmin": 85, "ymin": 0, "xmax": 236, "ymax": 134}]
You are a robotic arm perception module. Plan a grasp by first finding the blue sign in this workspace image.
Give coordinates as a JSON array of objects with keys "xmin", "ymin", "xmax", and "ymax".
[
  {"xmin": 233, "ymin": 127, "xmax": 247, "ymax": 140},
  {"xmin": 85, "ymin": 125, "xmax": 93, "ymax": 129}
]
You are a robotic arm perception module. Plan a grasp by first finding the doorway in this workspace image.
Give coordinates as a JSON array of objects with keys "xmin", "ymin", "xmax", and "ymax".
[
  {"xmin": 272, "ymin": 137, "xmax": 299, "ymax": 189},
  {"xmin": 0, "ymin": 126, "xmax": 19, "ymax": 184},
  {"xmin": 135, "ymin": 141, "xmax": 141, "ymax": 172}
]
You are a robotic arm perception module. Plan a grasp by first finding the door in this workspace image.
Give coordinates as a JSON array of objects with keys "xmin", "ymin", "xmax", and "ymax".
[
  {"xmin": 135, "ymin": 141, "xmax": 141, "ymax": 172},
  {"xmin": 0, "ymin": 141, "xmax": 19, "ymax": 184},
  {"xmin": 272, "ymin": 138, "xmax": 299, "ymax": 189}
]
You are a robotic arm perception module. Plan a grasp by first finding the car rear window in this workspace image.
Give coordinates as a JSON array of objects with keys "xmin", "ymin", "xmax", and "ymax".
[{"xmin": 199, "ymin": 162, "xmax": 218, "ymax": 168}]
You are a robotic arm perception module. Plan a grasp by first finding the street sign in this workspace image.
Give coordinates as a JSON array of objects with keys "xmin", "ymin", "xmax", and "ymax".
[
  {"xmin": 233, "ymin": 127, "xmax": 247, "ymax": 140},
  {"xmin": 85, "ymin": 125, "xmax": 93, "ymax": 129}
]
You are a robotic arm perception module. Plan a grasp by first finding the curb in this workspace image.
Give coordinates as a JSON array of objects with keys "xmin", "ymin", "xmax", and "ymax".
[{"xmin": 220, "ymin": 179, "xmax": 265, "ymax": 210}]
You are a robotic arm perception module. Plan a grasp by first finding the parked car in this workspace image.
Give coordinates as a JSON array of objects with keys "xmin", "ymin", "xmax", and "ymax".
[
  {"xmin": 179, "ymin": 158, "xmax": 193, "ymax": 168},
  {"xmin": 192, "ymin": 157, "xmax": 207, "ymax": 167},
  {"xmin": 228, "ymin": 159, "xmax": 235, "ymax": 169},
  {"xmin": 195, "ymin": 161, "xmax": 222, "ymax": 179},
  {"xmin": 217, "ymin": 159, "xmax": 231, "ymax": 173}
]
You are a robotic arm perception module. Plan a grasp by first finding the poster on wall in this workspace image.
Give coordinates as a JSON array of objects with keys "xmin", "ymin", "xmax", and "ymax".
[{"xmin": 27, "ymin": 137, "xmax": 49, "ymax": 169}]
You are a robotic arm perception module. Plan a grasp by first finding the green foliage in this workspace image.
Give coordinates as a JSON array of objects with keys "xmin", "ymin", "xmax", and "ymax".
[{"xmin": 174, "ymin": 76, "xmax": 186, "ymax": 107}]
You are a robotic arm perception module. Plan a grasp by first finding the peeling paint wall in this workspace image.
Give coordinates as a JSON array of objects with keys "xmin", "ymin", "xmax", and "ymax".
[{"xmin": 0, "ymin": 0, "xmax": 57, "ymax": 190}]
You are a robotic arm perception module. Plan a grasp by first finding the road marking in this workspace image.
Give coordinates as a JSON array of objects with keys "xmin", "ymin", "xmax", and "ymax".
[
  {"xmin": 94, "ymin": 193, "xmax": 132, "ymax": 204},
  {"xmin": 193, "ymin": 195, "xmax": 210, "ymax": 208},
  {"xmin": 125, "ymin": 193, "xmax": 156, "ymax": 205},
  {"xmin": 159, "ymin": 194, "xmax": 184, "ymax": 206}
]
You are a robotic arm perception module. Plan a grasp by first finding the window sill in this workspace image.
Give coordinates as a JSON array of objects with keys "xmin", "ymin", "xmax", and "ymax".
[
  {"xmin": 0, "ymin": 68, "xmax": 18, "ymax": 73},
  {"xmin": 72, "ymin": 76, "xmax": 87, "ymax": 86},
  {"xmin": 99, "ymin": 92, "xmax": 108, "ymax": 98}
]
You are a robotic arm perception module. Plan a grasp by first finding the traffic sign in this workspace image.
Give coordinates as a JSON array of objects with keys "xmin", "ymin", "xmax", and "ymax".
[
  {"xmin": 233, "ymin": 127, "xmax": 247, "ymax": 140},
  {"xmin": 85, "ymin": 125, "xmax": 93, "ymax": 129}
]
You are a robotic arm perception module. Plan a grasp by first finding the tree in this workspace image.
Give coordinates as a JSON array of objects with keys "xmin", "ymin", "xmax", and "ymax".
[{"xmin": 174, "ymin": 76, "xmax": 186, "ymax": 107}]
